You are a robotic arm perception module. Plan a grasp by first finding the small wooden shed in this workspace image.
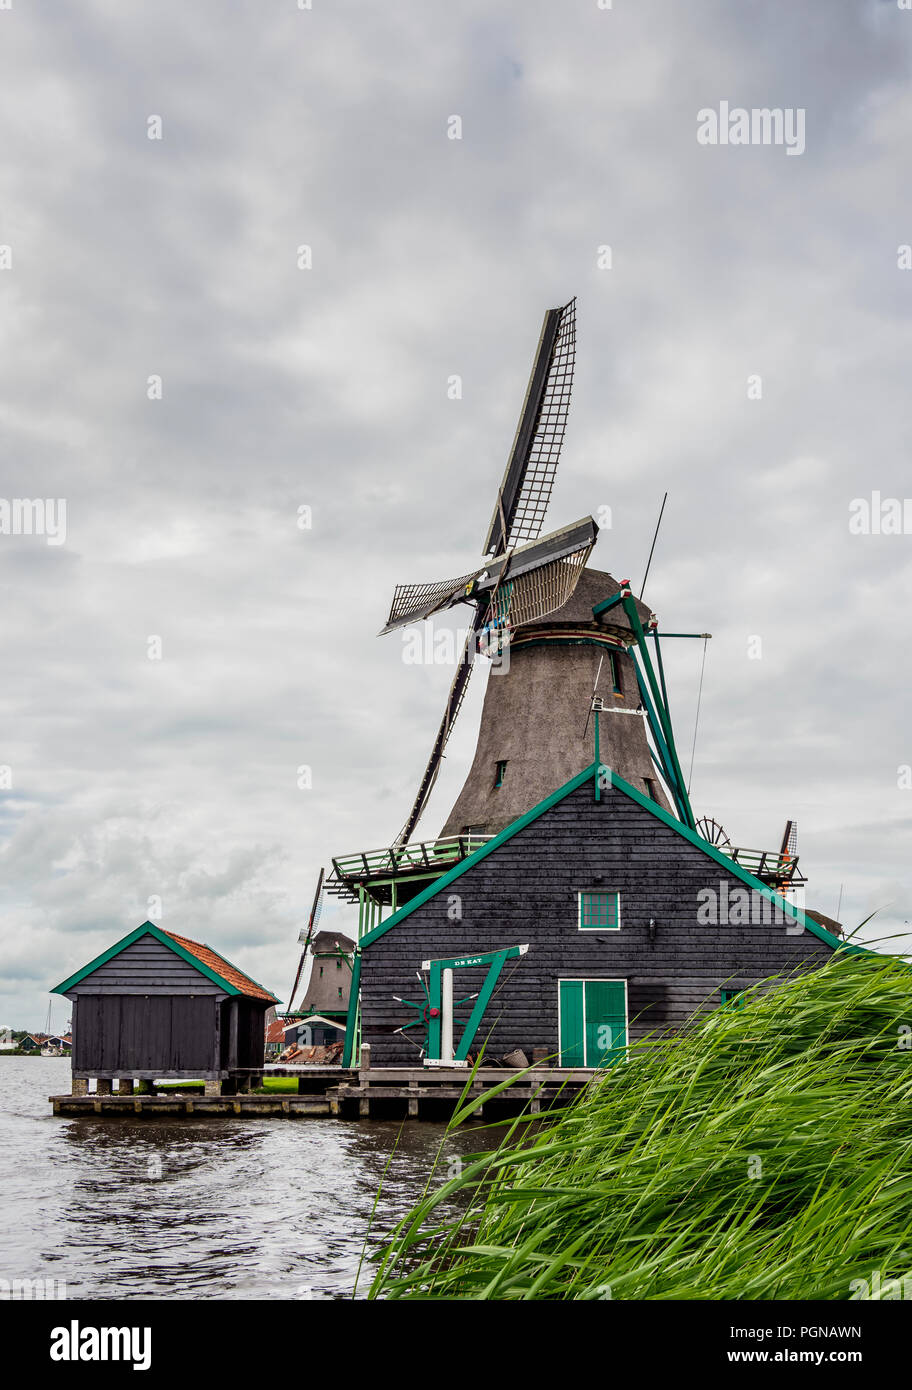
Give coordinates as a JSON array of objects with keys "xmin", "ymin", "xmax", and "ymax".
[{"xmin": 52, "ymin": 921, "xmax": 279, "ymax": 1096}]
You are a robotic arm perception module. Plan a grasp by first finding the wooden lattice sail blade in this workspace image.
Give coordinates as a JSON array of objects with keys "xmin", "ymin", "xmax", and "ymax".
[
  {"xmin": 394, "ymin": 623, "xmax": 481, "ymax": 846},
  {"xmin": 483, "ymin": 298, "xmax": 577, "ymax": 557},
  {"xmin": 484, "ymin": 546, "xmax": 594, "ymax": 630},
  {"xmin": 379, "ymin": 515, "xmax": 597, "ymax": 637},
  {"xmin": 379, "ymin": 569, "xmax": 478, "ymax": 636},
  {"xmin": 476, "ymin": 515, "xmax": 598, "ymax": 595}
]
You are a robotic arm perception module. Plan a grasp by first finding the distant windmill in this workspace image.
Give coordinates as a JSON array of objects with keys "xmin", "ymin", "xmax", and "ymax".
[
  {"xmin": 287, "ymin": 868, "xmax": 325, "ymax": 1012},
  {"xmin": 381, "ymin": 300, "xmax": 600, "ymax": 844}
]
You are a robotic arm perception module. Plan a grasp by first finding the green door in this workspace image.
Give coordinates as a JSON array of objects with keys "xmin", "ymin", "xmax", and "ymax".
[
  {"xmin": 558, "ymin": 981, "xmax": 586, "ymax": 1067},
  {"xmin": 559, "ymin": 980, "xmax": 626, "ymax": 1067}
]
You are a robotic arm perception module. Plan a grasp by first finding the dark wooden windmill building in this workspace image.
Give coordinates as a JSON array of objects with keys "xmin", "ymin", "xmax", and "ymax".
[
  {"xmin": 52, "ymin": 921, "xmax": 279, "ymax": 1095},
  {"xmin": 321, "ymin": 298, "xmax": 865, "ymax": 1076},
  {"xmin": 357, "ymin": 764, "xmax": 855, "ymax": 1067}
]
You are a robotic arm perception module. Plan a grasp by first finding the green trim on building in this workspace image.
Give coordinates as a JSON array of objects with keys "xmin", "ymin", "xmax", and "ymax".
[
  {"xmin": 51, "ymin": 921, "xmax": 280, "ymax": 1003},
  {"xmin": 358, "ymin": 765, "xmax": 596, "ymax": 949},
  {"xmin": 357, "ymin": 764, "xmax": 870, "ymax": 958}
]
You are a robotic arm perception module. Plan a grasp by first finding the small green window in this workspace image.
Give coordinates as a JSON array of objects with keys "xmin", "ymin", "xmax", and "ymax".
[
  {"xmin": 578, "ymin": 891, "xmax": 620, "ymax": 930},
  {"xmin": 494, "ymin": 759, "xmax": 508, "ymax": 789},
  {"xmin": 721, "ymin": 988, "xmax": 745, "ymax": 1009}
]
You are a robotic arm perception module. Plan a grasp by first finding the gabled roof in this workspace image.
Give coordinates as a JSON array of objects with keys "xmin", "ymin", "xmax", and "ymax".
[
  {"xmin": 51, "ymin": 922, "xmax": 280, "ymax": 1004},
  {"xmin": 359, "ymin": 763, "xmax": 871, "ymax": 956}
]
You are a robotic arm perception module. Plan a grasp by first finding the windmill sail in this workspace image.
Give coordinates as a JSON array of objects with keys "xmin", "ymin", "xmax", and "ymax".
[
  {"xmin": 381, "ymin": 516, "xmax": 598, "ymax": 637},
  {"xmin": 483, "ymin": 298, "xmax": 577, "ymax": 556},
  {"xmin": 394, "ymin": 623, "xmax": 482, "ymax": 847},
  {"xmin": 387, "ymin": 300, "xmax": 587, "ymax": 845},
  {"xmin": 391, "ymin": 519, "xmax": 597, "ymax": 845},
  {"xmin": 380, "ymin": 569, "xmax": 478, "ymax": 636},
  {"xmin": 287, "ymin": 867, "xmax": 325, "ymax": 1012}
]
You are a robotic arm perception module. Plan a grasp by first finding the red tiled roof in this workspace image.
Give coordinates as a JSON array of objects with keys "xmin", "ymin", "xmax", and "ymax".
[
  {"xmin": 162, "ymin": 931, "xmax": 278, "ymax": 1003},
  {"xmin": 265, "ymin": 1018, "xmax": 286, "ymax": 1044}
]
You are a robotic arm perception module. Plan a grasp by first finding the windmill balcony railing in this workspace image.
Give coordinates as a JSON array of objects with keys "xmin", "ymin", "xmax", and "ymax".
[
  {"xmin": 720, "ymin": 846, "xmax": 806, "ymax": 886},
  {"xmin": 330, "ymin": 834, "xmax": 493, "ymax": 888}
]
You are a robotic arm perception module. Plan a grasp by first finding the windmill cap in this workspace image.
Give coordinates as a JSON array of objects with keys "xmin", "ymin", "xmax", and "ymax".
[{"xmin": 518, "ymin": 566, "xmax": 655, "ymax": 632}]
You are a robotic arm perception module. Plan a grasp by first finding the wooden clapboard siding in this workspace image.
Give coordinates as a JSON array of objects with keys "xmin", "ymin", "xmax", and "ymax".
[
  {"xmin": 361, "ymin": 779, "xmax": 836, "ymax": 1065},
  {"xmin": 65, "ymin": 936, "xmax": 226, "ymax": 996},
  {"xmin": 72, "ymin": 995, "xmax": 220, "ymax": 1073}
]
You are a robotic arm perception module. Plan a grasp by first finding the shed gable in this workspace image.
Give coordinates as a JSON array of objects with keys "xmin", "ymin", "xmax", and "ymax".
[{"xmin": 60, "ymin": 935, "xmax": 225, "ymax": 998}]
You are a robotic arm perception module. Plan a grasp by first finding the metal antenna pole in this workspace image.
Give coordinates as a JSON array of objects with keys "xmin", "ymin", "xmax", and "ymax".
[
  {"xmin": 640, "ymin": 492, "xmax": 668, "ymax": 600},
  {"xmin": 687, "ymin": 637, "xmax": 709, "ymax": 795},
  {"xmin": 582, "ymin": 654, "xmax": 604, "ymax": 740}
]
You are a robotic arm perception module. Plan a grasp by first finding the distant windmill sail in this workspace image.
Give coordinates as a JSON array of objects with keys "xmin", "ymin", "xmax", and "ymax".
[
  {"xmin": 287, "ymin": 867, "xmax": 325, "ymax": 1011},
  {"xmin": 384, "ymin": 300, "xmax": 590, "ymax": 845}
]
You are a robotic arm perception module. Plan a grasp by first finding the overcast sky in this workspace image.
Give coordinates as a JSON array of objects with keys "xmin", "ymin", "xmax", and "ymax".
[{"xmin": 1, "ymin": 0, "xmax": 910, "ymax": 1029}]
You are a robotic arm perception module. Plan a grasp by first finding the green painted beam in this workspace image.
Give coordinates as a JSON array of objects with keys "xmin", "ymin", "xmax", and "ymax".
[
  {"xmin": 454, "ymin": 951, "xmax": 509, "ymax": 1061},
  {"xmin": 427, "ymin": 962, "xmax": 442, "ymax": 1060},
  {"xmin": 420, "ymin": 946, "xmax": 528, "ymax": 1061},
  {"xmin": 621, "ymin": 592, "xmax": 696, "ymax": 830},
  {"xmin": 341, "ymin": 951, "xmax": 362, "ymax": 1067},
  {"xmin": 591, "ymin": 586, "xmax": 631, "ymax": 618},
  {"xmin": 628, "ymin": 653, "xmax": 690, "ymax": 822}
]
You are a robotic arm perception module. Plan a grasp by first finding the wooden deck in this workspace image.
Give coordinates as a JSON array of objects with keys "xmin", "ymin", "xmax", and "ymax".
[{"xmin": 49, "ymin": 1064, "xmax": 596, "ymax": 1120}]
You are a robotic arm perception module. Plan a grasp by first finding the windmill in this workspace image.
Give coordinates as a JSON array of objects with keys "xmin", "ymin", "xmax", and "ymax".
[
  {"xmin": 381, "ymin": 300, "xmax": 600, "ymax": 844},
  {"xmin": 286, "ymin": 867, "xmax": 325, "ymax": 1013}
]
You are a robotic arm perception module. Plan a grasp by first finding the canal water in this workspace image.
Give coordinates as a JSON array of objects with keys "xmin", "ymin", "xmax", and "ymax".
[{"xmin": 0, "ymin": 1058, "xmax": 475, "ymax": 1300}]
